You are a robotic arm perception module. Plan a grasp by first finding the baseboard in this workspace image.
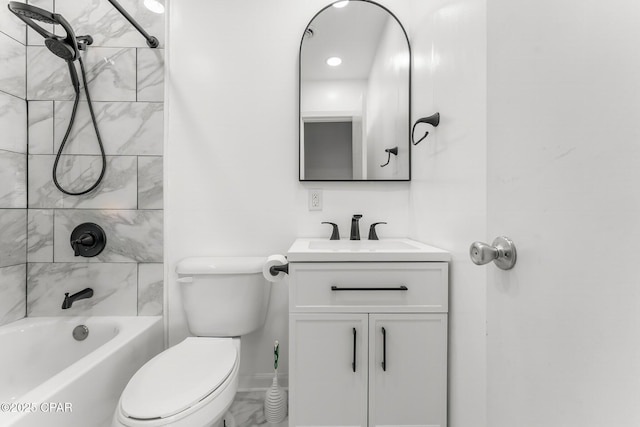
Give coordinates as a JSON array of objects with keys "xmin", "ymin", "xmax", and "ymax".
[{"xmin": 238, "ymin": 373, "xmax": 289, "ymax": 391}]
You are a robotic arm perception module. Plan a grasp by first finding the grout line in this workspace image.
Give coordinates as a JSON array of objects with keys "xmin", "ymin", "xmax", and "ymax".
[
  {"xmin": 136, "ymin": 263, "xmax": 140, "ymax": 316},
  {"xmin": 0, "ymin": 28, "xmax": 27, "ymax": 46},
  {"xmin": 0, "ymin": 261, "xmax": 29, "ymax": 270},
  {"xmin": 135, "ymin": 48, "xmax": 138, "ymax": 102},
  {"xmin": 52, "ymin": 100, "xmax": 55, "ymax": 155},
  {"xmin": 51, "ymin": 209, "xmax": 55, "ymax": 263},
  {"xmin": 0, "ymin": 88, "xmax": 25, "ymax": 100},
  {"xmin": 136, "ymin": 156, "xmax": 139, "ymax": 209},
  {"xmin": 0, "ymin": 147, "xmax": 28, "ymax": 156}
]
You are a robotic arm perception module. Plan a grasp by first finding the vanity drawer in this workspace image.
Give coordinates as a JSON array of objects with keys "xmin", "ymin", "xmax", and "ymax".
[{"xmin": 289, "ymin": 262, "xmax": 448, "ymax": 313}]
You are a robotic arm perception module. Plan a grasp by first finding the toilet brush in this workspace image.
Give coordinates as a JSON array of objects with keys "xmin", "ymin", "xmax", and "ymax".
[{"xmin": 264, "ymin": 340, "xmax": 287, "ymax": 423}]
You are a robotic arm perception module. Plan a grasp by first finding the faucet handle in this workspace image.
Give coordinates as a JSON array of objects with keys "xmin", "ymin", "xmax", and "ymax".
[
  {"xmin": 321, "ymin": 222, "xmax": 340, "ymax": 240},
  {"xmin": 368, "ymin": 222, "xmax": 387, "ymax": 240}
]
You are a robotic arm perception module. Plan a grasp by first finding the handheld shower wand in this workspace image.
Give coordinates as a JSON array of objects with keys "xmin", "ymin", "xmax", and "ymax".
[{"xmin": 8, "ymin": 2, "xmax": 106, "ymax": 196}]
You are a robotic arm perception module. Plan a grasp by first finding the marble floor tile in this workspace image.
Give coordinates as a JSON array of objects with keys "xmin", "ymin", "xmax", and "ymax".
[{"xmin": 229, "ymin": 390, "xmax": 288, "ymax": 427}]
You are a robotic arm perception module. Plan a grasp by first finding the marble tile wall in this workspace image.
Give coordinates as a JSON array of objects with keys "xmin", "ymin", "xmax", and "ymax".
[
  {"xmin": 21, "ymin": 0, "xmax": 164, "ymax": 318},
  {"xmin": 0, "ymin": 9, "xmax": 27, "ymax": 327}
]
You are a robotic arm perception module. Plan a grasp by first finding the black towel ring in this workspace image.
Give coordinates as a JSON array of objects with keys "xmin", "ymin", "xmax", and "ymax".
[
  {"xmin": 411, "ymin": 112, "xmax": 440, "ymax": 145},
  {"xmin": 380, "ymin": 146, "xmax": 398, "ymax": 167}
]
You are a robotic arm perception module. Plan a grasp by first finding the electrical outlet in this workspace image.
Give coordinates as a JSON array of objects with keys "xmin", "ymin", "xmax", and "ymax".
[{"xmin": 309, "ymin": 189, "xmax": 323, "ymax": 211}]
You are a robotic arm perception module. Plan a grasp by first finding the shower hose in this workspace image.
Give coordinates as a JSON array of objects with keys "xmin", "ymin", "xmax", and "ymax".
[{"xmin": 52, "ymin": 56, "xmax": 106, "ymax": 196}]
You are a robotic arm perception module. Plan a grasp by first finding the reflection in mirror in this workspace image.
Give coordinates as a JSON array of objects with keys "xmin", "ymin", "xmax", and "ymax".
[{"xmin": 299, "ymin": 0, "xmax": 410, "ymax": 181}]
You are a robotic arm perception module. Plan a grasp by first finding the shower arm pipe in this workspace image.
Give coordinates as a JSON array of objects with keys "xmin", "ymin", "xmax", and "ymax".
[{"xmin": 107, "ymin": 0, "xmax": 159, "ymax": 48}]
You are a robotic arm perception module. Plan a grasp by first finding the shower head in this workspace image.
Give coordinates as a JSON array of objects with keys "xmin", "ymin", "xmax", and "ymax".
[
  {"xmin": 7, "ymin": 1, "xmax": 57, "ymax": 24},
  {"xmin": 7, "ymin": 1, "xmax": 80, "ymax": 61}
]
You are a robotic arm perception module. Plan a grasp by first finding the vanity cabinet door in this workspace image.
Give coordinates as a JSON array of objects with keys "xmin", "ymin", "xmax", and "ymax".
[
  {"xmin": 368, "ymin": 314, "xmax": 448, "ymax": 427},
  {"xmin": 290, "ymin": 313, "xmax": 369, "ymax": 427}
]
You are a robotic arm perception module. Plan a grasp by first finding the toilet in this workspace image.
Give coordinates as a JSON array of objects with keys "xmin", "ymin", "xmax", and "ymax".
[{"xmin": 112, "ymin": 257, "xmax": 272, "ymax": 427}]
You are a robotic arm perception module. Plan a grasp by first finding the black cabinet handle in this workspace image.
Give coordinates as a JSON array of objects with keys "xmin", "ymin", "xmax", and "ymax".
[
  {"xmin": 352, "ymin": 327, "xmax": 357, "ymax": 373},
  {"xmin": 382, "ymin": 327, "xmax": 387, "ymax": 372},
  {"xmin": 331, "ymin": 285, "xmax": 408, "ymax": 291}
]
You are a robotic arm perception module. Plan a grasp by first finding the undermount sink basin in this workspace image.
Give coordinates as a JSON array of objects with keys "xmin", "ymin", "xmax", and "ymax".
[{"xmin": 287, "ymin": 238, "xmax": 450, "ymax": 262}]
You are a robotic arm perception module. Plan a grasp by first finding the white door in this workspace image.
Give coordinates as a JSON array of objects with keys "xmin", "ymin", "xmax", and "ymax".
[
  {"xmin": 289, "ymin": 313, "xmax": 368, "ymax": 427},
  {"xmin": 368, "ymin": 314, "xmax": 447, "ymax": 427},
  {"xmin": 486, "ymin": 1, "xmax": 640, "ymax": 426}
]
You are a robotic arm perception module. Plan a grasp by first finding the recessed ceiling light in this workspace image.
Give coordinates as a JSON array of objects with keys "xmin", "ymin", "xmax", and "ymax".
[
  {"xmin": 333, "ymin": 1, "xmax": 349, "ymax": 8},
  {"xmin": 326, "ymin": 57, "xmax": 342, "ymax": 67},
  {"xmin": 144, "ymin": 0, "xmax": 164, "ymax": 14}
]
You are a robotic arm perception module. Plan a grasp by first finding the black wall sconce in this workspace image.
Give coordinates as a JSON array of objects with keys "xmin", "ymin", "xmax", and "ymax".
[{"xmin": 411, "ymin": 112, "xmax": 440, "ymax": 145}]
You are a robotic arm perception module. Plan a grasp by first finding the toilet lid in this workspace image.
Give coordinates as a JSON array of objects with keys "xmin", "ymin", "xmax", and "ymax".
[{"xmin": 121, "ymin": 337, "xmax": 237, "ymax": 420}]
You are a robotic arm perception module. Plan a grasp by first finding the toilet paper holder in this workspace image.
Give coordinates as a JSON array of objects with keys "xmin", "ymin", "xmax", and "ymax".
[{"xmin": 270, "ymin": 263, "xmax": 288, "ymax": 276}]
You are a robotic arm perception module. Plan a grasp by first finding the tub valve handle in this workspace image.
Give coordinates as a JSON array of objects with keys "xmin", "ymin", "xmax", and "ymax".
[
  {"xmin": 71, "ymin": 234, "xmax": 95, "ymax": 256},
  {"xmin": 70, "ymin": 223, "xmax": 106, "ymax": 258}
]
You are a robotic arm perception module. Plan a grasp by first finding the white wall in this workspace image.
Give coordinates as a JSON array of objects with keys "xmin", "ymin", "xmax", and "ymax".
[
  {"xmin": 301, "ymin": 79, "xmax": 366, "ymax": 114},
  {"xmin": 407, "ymin": 1, "xmax": 487, "ymax": 426},
  {"xmin": 166, "ymin": 0, "xmax": 412, "ymax": 386},
  {"xmin": 486, "ymin": 1, "xmax": 640, "ymax": 426},
  {"xmin": 167, "ymin": 2, "xmax": 488, "ymax": 422}
]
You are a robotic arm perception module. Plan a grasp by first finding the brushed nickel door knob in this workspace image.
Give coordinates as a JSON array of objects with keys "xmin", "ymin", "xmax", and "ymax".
[{"xmin": 470, "ymin": 236, "xmax": 517, "ymax": 270}]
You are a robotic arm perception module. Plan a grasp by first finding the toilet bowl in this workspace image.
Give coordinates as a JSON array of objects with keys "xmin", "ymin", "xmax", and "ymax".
[{"xmin": 113, "ymin": 257, "xmax": 271, "ymax": 427}]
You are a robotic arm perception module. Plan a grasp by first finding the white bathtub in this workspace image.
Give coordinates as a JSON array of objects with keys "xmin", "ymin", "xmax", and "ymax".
[{"xmin": 0, "ymin": 316, "xmax": 163, "ymax": 427}]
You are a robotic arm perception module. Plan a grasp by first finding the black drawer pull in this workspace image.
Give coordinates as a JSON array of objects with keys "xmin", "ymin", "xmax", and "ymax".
[
  {"xmin": 352, "ymin": 327, "xmax": 357, "ymax": 373},
  {"xmin": 382, "ymin": 326, "xmax": 387, "ymax": 372},
  {"xmin": 331, "ymin": 285, "xmax": 408, "ymax": 291}
]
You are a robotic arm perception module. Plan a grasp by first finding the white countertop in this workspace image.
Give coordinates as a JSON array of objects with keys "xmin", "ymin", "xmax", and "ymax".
[{"xmin": 287, "ymin": 238, "xmax": 451, "ymax": 262}]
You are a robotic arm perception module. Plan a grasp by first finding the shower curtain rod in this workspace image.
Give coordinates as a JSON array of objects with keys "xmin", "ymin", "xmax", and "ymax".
[{"xmin": 108, "ymin": 0, "xmax": 159, "ymax": 48}]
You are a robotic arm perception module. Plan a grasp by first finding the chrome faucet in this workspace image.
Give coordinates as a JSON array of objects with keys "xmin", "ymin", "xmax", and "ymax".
[
  {"xmin": 61, "ymin": 288, "xmax": 94, "ymax": 309},
  {"xmin": 350, "ymin": 214, "xmax": 363, "ymax": 240}
]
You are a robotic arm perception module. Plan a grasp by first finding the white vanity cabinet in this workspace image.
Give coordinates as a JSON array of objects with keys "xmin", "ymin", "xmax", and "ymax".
[{"xmin": 288, "ymin": 261, "xmax": 449, "ymax": 427}]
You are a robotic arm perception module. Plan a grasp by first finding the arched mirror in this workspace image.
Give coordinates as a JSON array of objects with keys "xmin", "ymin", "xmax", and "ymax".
[{"xmin": 299, "ymin": 0, "xmax": 411, "ymax": 181}]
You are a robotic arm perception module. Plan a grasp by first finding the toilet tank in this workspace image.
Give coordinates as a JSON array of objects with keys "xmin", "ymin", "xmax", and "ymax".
[{"xmin": 176, "ymin": 257, "xmax": 272, "ymax": 337}]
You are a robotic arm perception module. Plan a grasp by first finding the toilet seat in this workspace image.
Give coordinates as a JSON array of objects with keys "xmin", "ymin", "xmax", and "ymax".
[{"xmin": 117, "ymin": 337, "xmax": 238, "ymax": 424}]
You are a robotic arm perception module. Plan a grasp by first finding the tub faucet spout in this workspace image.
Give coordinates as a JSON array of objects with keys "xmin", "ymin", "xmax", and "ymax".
[{"xmin": 62, "ymin": 288, "xmax": 94, "ymax": 309}]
